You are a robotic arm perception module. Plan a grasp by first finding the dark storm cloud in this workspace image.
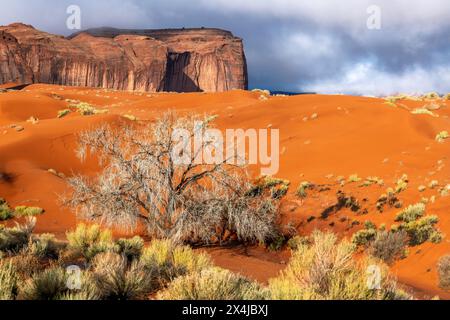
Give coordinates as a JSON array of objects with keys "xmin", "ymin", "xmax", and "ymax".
[{"xmin": 1, "ymin": 0, "xmax": 449, "ymax": 95}]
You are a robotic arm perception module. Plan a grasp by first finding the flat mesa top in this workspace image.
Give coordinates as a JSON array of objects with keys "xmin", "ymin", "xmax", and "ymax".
[{"xmin": 67, "ymin": 27, "xmax": 235, "ymax": 40}]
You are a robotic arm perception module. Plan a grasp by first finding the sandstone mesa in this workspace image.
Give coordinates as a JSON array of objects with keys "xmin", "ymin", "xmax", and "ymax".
[{"xmin": 0, "ymin": 23, "xmax": 248, "ymax": 93}]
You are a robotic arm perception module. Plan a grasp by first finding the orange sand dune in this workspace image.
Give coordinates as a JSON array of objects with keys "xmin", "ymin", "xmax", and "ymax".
[{"xmin": 0, "ymin": 84, "xmax": 449, "ymax": 298}]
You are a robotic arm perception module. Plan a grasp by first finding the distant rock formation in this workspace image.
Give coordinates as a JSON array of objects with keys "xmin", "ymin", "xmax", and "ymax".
[{"xmin": 0, "ymin": 23, "xmax": 248, "ymax": 92}]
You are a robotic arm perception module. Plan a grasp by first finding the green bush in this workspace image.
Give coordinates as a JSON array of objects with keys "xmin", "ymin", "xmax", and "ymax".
[
  {"xmin": 57, "ymin": 109, "xmax": 71, "ymax": 118},
  {"xmin": 14, "ymin": 206, "xmax": 45, "ymax": 217},
  {"xmin": 352, "ymin": 229, "xmax": 377, "ymax": 246},
  {"xmin": 437, "ymin": 255, "xmax": 450, "ymax": 290},
  {"xmin": 395, "ymin": 203, "xmax": 425, "ymax": 223},
  {"xmin": 395, "ymin": 216, "xmax": 442, "ymax": 246},
  {"xmin": 0, "ymin": 261, "xmax": 18, "ymax": 300},
  {"xmin": 158, "ymin": 267, "xmax": 266, "ymax": 300},
  {"xmin": 66, "ymin": 224, "xmax": 114, "ymax": 261}
]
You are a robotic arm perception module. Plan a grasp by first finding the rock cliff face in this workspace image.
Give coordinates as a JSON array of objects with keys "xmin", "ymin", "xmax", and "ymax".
[{"xmin": 0, "ymin": 23, "xmax": 248, "ymax": 92}]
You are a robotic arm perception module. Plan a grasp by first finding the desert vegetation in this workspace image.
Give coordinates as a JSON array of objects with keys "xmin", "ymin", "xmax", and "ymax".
[
  {"xmin": 0, "ymin": 222, "xmax": 412, "ymax": 300},
  {"xmin": 65, "ymin": 112, "xmax": 281, "ymax": 245}
]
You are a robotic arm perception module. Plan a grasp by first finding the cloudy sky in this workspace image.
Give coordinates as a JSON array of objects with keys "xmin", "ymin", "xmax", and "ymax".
[{"xmin": 1, "ymin": 0, "xmax": 450, "ymax": 95}]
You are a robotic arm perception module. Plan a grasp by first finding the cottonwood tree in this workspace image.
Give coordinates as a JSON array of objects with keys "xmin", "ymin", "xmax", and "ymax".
[{"xmin": 65, "ymin": 112, "xmax": 279, "ymax": 244}]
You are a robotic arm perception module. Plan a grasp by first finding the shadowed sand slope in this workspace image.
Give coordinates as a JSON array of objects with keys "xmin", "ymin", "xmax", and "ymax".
[{"xmin": 0, "ymin": 84, "xmax": 449, "ymax": 298}]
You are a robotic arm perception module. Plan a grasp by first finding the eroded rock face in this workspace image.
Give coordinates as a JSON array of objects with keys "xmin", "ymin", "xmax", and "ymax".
[{"xmin": 0, "ymin": 23, "xmax": 248, "ymax": 92}]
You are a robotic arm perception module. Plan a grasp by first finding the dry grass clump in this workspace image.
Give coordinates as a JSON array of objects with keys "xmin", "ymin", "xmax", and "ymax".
[
  {"xmin": 140, "ymin": 239, "xmax": 211, "ymax": 290},
  {"xmin": 0, "ymin": 217, "xmax": 36, "ymax": 253},
  {"xmin": 435, "ymin": 131, "xmax": 449, "ymax": 143},
  {"xmin": 66, "ymin": 224, "xmax": 114, "ymax": 262},
  {"xmin": 14, "ymin": 206, "xmax": 45, "ymax": 217},
  {"xmin": 158, "ymin": 267, "xmax": 266, "ymax": 300},
  {"xmin": 19, "ymin": 266, "xmax": 68, "ymax": 300},
  {"xmin": 268, "ymin": 231, "xmax": 410, "ymax": 300},
  {"xmin": 437, "ymin": 255, "xmax": 450, "ymax": 290},
  {"xmin": 411, "ymin": 108, "xmax": 438, "ymax": 117},
  {"xmin": 0, "ymin": 261, "xmax": 19, "ymax": 300},
  {"xmin": 90, "ymin": 252, "xmax": 149, "ymax": 300}
]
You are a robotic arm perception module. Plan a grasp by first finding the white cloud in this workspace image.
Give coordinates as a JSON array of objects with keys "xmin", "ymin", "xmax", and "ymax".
[{"xmin": 304, "ymin": 62, "xmax": 450, "ymax": 95}]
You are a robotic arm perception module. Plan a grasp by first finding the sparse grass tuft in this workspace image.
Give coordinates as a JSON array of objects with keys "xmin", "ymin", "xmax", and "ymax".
[
  {"xmin": 0, "ymin": 217, "xmax": 36, "ymax": 253},
  {"xmin": 19, "ymin": 266, "xmax": 68, "ymax": 300},
  {"xmin": 348, "ymin": 174, "xmax": 362, "ymax": 183}
]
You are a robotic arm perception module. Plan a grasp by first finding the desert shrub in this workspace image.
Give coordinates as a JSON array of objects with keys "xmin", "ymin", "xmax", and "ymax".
[
  {"xmin": 444, "ymin": 93, "xmax": 450, "ymax": 100},
  {"xmin": 66, "ymin": 112, "xmax": 280, "ymax": 245},
  {"xmin": 287, "ymin": 235, "xmax": 310, "ymax": 250},
  {"xmin": 395, "ymin": 203, "xmax": 426, "ymax": 223},
  {"xmin": 368, "ymin": 230, "xmax": 408, "ymax": 264},
  {"xmin": 29, "ymin": 234, "xmax": 64, "ymax": 259},
  {"xmin": 268, "ymin": 231, "xmax": 409, "ymax": 300},
  {"xmin": 348, "ymin": 174, "xmax": 362, "ymax": 183},
  {"xmin": 19, "ymin": 266, "xmax": 68, "ymax": 300},
  {"xmin": 436, "ymin": 131, "xmax": 449, "ymax": 143},
  {"xmin": 115, "ymin": 236, "xmax": 144, "ymax": 261},
  {"xmin": 422, "ymin": 92, "xmax": 440, "ymax": 99},
  {"xmin": 395, "ymin": 174, "xmax": 409, "ymax": 193},
  {"xmin": 0, "ymin": 261, "xmax": 18, "ymax": 300},
  {"xmin": 57, "ymin": 109, "xmax": 71, "ymax": 118},
  {"xmin": 0, "ymin": 199, "xmax": 14, "ymax": 221},
  {"xmin": 437, "ymin": 255, "xmax": 450, "ymax": 290},
  {"xmin": 411, "ymin": 108, "xmax": 437, "ymax": 117},
  {"xmin": 139, "ymin": 239, "xmax": 211, "ymax": 290},
  {"xmin": 66, "ymin": 224, "xmax": 114, "ymax": 262},
  {"xmin": 71, "ymin": 102, "xmax": 108, "ymax": 116},
  {"xmin": 158, "ymin": 267, "xmax": 266, "ymax": 300},
  {"xmin": 352, "ymin": 228, "xmax": 377, "ymax": 246},
  {"xmin": 14, "ymin": 206, "xmax": 45, "ymax": 217},
  {"xmin": 296, "ymin": 181, "xmax": 312, "ymax": 198},
  {"xmin": 393, "ymin": 215, "xmax": 442, "ymax": 246},
  {"xmin": 0, "ymin": 217, "xmax": 36, "ymax": 253},
  {"xmin": 8, "ymin": 252, "xmax": 42, "ymax": 278},
  {"xmin": 91, "ymin": 252, "xmax": 150, "ymax": 300}
]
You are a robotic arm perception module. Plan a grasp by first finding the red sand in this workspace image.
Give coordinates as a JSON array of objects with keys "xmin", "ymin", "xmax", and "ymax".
[{"xmin": 0, "ymin": 84, "xmax": 449, "ymax": 298}]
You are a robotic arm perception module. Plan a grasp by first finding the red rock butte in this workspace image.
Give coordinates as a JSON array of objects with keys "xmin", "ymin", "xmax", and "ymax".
[{"xmin": 0, "ymin": 23, "xmax": 248, "ymax": 92}]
